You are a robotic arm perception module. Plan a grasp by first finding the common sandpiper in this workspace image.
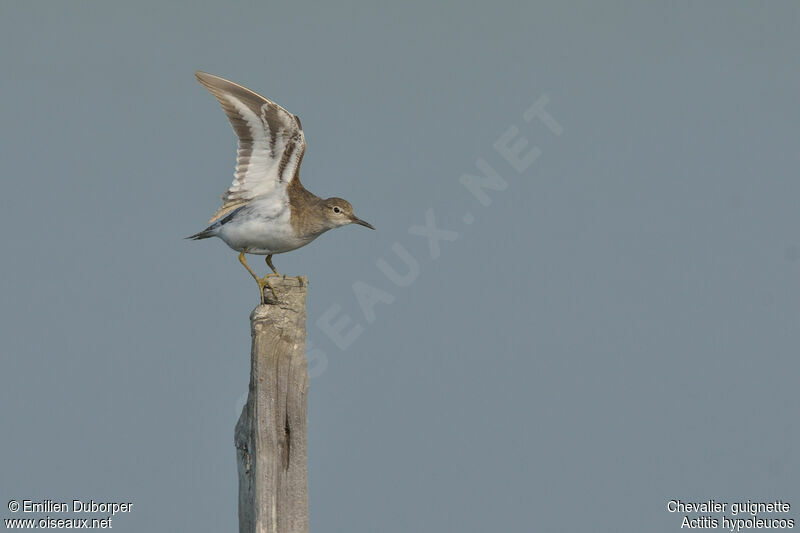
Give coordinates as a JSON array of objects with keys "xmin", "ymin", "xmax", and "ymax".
[{"xmin": 188, "ymin": 71, "xmax": 374, "ymax": 303}]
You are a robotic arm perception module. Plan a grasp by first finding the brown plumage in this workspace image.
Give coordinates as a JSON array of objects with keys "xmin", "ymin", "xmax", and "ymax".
[{"xmin": 188, "ymin": 71, "xmax": 374, "ymax": 303}]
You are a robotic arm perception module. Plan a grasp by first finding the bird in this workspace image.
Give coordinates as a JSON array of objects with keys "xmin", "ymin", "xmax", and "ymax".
[{"xmin": 188, "ymin": 71, "xmax": 375, "ymax": 303}]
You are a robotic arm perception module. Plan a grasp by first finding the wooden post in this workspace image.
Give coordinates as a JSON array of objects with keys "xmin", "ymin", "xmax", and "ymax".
[{"xmin": 235, "ymin": 276, "xmax": 310, "ymax": 533}]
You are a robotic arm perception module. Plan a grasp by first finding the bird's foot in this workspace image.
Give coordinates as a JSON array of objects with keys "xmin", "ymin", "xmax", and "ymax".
[{"xmin": 257, "ymin": 273, "xmax": 281, "ymax": 304}]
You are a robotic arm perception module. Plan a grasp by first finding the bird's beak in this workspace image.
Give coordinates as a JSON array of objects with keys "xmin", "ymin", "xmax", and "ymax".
[{"xmin": 351, "ymin": 216, "xmax": 375, "ymax": 230}]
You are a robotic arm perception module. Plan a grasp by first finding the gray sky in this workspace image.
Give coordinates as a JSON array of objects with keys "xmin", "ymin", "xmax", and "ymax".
[{"xmin": 1, "ymin": 2, "xmax": 798, "ymax": 531}]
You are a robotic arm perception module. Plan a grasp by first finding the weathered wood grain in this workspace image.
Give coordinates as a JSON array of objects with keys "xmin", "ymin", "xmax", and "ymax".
[{"xmin": 235, "ymin": 276, "xmax": 309, "ymax": 533}]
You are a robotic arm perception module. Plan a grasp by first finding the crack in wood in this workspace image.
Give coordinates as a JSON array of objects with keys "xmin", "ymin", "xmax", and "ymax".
[{"xmin": 237, "ymin": 276, "xmax": 309, "ymax": 533}]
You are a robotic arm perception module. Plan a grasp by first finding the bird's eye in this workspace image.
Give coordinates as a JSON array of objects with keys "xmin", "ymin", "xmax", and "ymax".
[{"xmin": 333, "ymin": 206, "xmax": 341, "ymax": 214}]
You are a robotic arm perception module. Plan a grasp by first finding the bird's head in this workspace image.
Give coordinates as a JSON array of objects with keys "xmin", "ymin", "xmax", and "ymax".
[{"xmin": 322, "ymin": 197, "xmax": 375, "ymax": 230}]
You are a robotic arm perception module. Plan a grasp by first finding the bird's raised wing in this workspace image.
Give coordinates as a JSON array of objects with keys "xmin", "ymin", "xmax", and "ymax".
[{"xmin": 195, "ymin": 71, "xmax": 306, "ymax": 223}]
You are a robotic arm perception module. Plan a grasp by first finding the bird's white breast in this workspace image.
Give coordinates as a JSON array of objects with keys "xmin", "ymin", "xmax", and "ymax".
[{"xmin": 217, "ymin": 195, "xmax": 310, "ymax": 254}]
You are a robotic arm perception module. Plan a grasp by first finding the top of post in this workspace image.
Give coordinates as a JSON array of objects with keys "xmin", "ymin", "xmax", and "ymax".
[{"xmin": 251, "ymin": 276, "xmax": 309, "ymax": 320}]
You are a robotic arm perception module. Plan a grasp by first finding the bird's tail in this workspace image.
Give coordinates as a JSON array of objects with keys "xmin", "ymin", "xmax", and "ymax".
[{"xmin": 186, "ymin": 226, "xmax": 217, "ymax": 240}]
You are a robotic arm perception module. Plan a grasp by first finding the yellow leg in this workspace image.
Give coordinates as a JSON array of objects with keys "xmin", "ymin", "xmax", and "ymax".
[
  {"xmin": 238, "ymin": 250, "xmax": 278, "ymax": 303},
  {"xmin": 238, "ymin": 250, "xmax": 259, "ymax": 281},
  {"xmin": 259, "ymin": 254, "xmax": 281, "ymax": 299},
  {"xmin": 265, "ymin": 254, "xmax": 280, "ymax": 276}
]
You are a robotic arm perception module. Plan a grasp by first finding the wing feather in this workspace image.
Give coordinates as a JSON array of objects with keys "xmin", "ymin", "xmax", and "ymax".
[{"xmin": 195, "ymin": 71, "xmax": 306, "ymax": 223}]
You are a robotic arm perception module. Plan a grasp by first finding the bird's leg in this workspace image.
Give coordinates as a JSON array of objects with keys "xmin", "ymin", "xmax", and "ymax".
[
  {"xmin": 238, "ymin": 250, "xmax": 259, "ymax": 281},
  {"xmin": 257, "ymin": 254, "xmax": 282, "ymax": 300},
  {"xmin": 238, "ymin": 250, "xmax": 277, "ymax": 304},
  {"xmin": 266, "ymin": 254, "xmax": 287, "ymax": 280},
  {"xmin": 265, "ymin": 254, "xmax": 280, "ymax": 275}
]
